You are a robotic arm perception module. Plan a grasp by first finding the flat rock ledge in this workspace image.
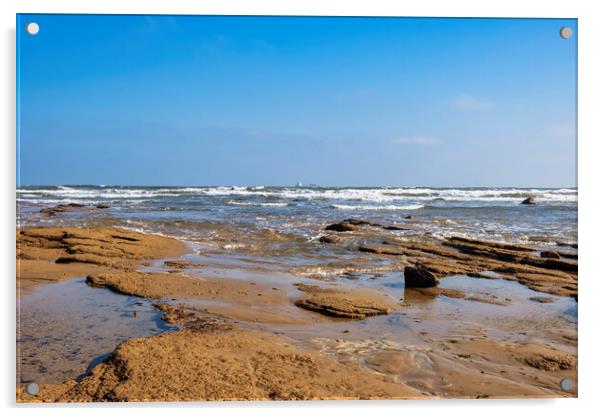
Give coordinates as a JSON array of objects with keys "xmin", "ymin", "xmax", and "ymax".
[
  {"xmin": 18, "ymin": 226, "xmax": 187, "ymax": 270},
  {"xmin": 359, "ymin": 235, "xmax": 577, "ymax": 298},
  {"xmin": 294, "ymin": 284, "xmax": 397, "ymax": 319}
]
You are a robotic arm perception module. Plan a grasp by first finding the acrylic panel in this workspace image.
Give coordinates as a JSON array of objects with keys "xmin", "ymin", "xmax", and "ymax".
[{"xmin": 16, "ymin": 14, "xmax": 577, "ymax": 402}]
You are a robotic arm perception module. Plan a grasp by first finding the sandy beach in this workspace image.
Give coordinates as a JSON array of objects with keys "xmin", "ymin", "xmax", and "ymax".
[{"xmin": 16, "ymin": 207, "xmax": 577, "ymax": 402}]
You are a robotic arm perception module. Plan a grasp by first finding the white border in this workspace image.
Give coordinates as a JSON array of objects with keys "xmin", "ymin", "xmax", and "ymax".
[{"xmin": 2, "ymin": 1, "xmax": 601, "ymax": 415}]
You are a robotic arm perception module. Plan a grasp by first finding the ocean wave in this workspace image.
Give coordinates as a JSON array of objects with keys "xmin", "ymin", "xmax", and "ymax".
[
  {"xmin": 16, "ymin": 186, "xmax": 577, "ymax": 204},
  {"xmin": 227, "ymin": 200, "xmax": 289, "ymax": 207},
  {"xmin": 331, "ymin": 204, "xmax": 424, "ymax": 211}
]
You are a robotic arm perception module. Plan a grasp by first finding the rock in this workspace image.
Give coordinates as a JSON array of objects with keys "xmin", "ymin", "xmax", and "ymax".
[
  {"xmin": 319, "ymin": 235, "xmax": 341, "ymax": 244},
  {"xmin": 294, "ymin": 285, "xmax": 397, "ymax": 319},
  {"xmin": 357, "ymin": 234, "xmax": 578, "ymax": 298},
  {"xmin": 540, "ymin": 251, "xmax": 561, "ymax": 259},
  {"xmin": 325, "ymin": 221, "xmax": 357, "ymax": 232},
  {"xmin": 522, "ymin": 351, "xmax": 576, "ymax": 371},
  {"xmin": 403, "ymin": 266, "xmax": 440, "ymax": 288},
  {"xmin": 556, "ymin": 241, "xmax": 578, "ymax": 249},
  {"xmin": 343, "ymin": 219, "xmax": 372, "ymax": 226},
  {"xmin": 404, "ymin": 215, "xmax": 413, "ymax": 219},
  {"xmin": 95, "ymin": 203, "xmax": 110, "ymax": 209},
  {"xmin": 163, "ymin": 260, "xmax": 201, "ymax": 269},
  {"xmin": 40, "ymin": 203, "xmax": 88, "ymax": 216},
  {"xmin": 521, "ymin": 197, "xmax": 536, "ymax": 205},
  {"xmin": 383, "ymin": 225, "xmax": 406, "ymax": 231},
  {"xmin": 529, "ymin": 296, "xmax": 556, "ymax": 303}
]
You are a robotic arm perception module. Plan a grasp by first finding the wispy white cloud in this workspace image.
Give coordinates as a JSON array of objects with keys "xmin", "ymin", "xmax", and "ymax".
[
  {"xmin": 390, "ymin": 136, "xmax": 441, "ymax": 146},
  {"xmin": 450, "ymin": 94, "xmax": 494, "ymax": 111}
]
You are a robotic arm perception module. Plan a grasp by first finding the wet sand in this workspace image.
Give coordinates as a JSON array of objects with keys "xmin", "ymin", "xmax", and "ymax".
[{"xmin": 16, "ymin": 224, "xmax": 577, "ymax": 402}]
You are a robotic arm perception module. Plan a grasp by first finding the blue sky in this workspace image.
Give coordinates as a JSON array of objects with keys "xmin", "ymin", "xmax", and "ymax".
[{"xmin": 17, "ymin": 15, "xmax": 577, "ymax": 187}]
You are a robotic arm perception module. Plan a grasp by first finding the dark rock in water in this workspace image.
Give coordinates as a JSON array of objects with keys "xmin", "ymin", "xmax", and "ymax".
[
  {"xmin": 383, "ymin": 225, "xmax": 406, "ymax": 231},
  {"xmin": 325, "ymin": 221, "xmax": 357, "ymax": 232},
  {"xmin": 40, "ymin": 203, "xmax": 88, "ymax": 216},
  {"xmin": 96, "ymin": 203, "xmax": 110, "ymax": 209},
  {"xmin": 404, "ymin": 266, "xmax": 440, "ymax": 288},
  {"xmin": 404, "ymin": 215, "xmax": 413, "ymax": 219},
  {"xmin": 556, "ymin": 241, "xmax": 578, "ymax": 249},
  {"xmin": 319, "ymin": 235, "xmax": 341, "ymax": 244},
  {"xmin": 540, "ymin": 250, "xmax": 561, "ymax": 259},
  {"xmin": 326, "ymin": 218, "xmax": 405, "ymax": 232},
  {"xmin": 344, "ymin": 219, "xmax": 372, "ymax": 226},
  {"xmin": 529, "ymin": 296, "xmax": 556, "ymax": 303},
  {"xmin": 521, "ymin": 197, "xmax": 536, "ymax": 205}
]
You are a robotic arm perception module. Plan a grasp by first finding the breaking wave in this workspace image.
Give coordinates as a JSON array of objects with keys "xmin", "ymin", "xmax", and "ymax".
[
  {"xmin": 330, "ymin": 204, "xmax": 424, "ymax": 211},
  {"xmin": 17, "ymin": 185, "xmax": 577, "ymax": 204}
]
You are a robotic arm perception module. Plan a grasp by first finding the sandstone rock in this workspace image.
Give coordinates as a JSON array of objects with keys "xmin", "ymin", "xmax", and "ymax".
[
  {"xmin": 294, "ymin": 285, "xmax": 397, "ymax": 319},
  {"xmin": 40, "ymin": 204, "xmax": 87, "ymax": 216},
  {"xmin": 383, "ymin": 225, "xmax": 406, "ymax": 231},
  {"xmin": 529, "ymin": 296, "xmax": 556, "ymax": 303},
  {"xmin": 343, "ymin": 219, "xmax": 372, "ymax": 226},
  {"xmin": 325, "ymin": 221, "xmax": 357, "ymax": 232},
  {"xmin": 319, "ymin": 235, "xmax": 341, "ymax": 244},
  {"xmin": 403, "ymin": 266, "xmax": 440, "ymax": 288}
]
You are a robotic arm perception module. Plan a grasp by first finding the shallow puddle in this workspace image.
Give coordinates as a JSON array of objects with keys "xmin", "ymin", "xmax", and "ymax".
[
  {"xmin": 17, "ymin": 278, "xmax": 175, "ymax": 385},
  {"xmin": 255, "ymin": 273, "xmax": 577, "ymax": 354}
]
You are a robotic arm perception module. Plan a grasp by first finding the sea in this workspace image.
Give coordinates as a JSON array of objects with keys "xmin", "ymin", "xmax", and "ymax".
[{"xmin": 17, "ymin": 185, "xmax": 577, "ymax": 245}]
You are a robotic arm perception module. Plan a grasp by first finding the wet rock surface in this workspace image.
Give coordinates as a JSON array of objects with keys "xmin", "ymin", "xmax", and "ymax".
[
  {"xmin": 40, "ymin": 203, "xmax": 111, "ymax": 216},
  {"xmin": 404, "ymin": 266, "xmax": 440, "ymax": 288},
  {"xmin": 294, "ymin": 283, "xmax": 398, "ymax": 319},
  {"xmin": 17, "ymin": 226, "xmax": 188, "ymax": 295},
  {"xmin": 521, "ymin": 197, "xmax": 537, "ymax": 205},
  {"xmin": 355, "ymin": 233, "xmax": 577, "ymax": 298}
]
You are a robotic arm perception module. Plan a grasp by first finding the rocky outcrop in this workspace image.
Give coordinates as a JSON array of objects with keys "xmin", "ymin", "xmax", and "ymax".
[
  {"xmin": 325, "ymin": 221, "xmax": 358, "ymax": 232},
  {"xmin": 521, "ymin": 197, "xmax": 536, "ymax": 205},
  {"xmin": 357, "ymin": 233, "xmax": 577, "ymax": 298},
  {"xmin": 403, "ymin": 266, "xmax": 440, "ymax": 288},
  {"xmin": 17, "ymin": 227, "xmax": 186, "ymax": 270},
  {"xmin": 40, "ymin": 203, "xmax": 110, "ymax": 216},
  {"xmin": 40, "ymin": 203, "xmax": 87, "ymax": 216},
  {"xmin": 16, "ymin": 227, "xmax": 189, "ymax": 294},
  {"xmin": 324, "ymin": 219, "xmax": 407, "ymax": 233},
  {"xmin": 294, "ymin": 284, "xmax": 397, "ymax": 319},
  {"xmin": 319, "ymin": 235, "xmax": 341, "ymax": 244}
]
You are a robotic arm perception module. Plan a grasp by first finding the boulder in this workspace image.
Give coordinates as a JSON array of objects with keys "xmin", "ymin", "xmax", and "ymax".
[
  {"xmin": 319, "ymin": 235, "xmax": 341, "ymax": 244},
  {"xmin": 404, "ymin": 266, "xmax": 440, "ymax": 288},
  {"xmin": 344, "ymin": 219, "xmax": 372, "ymax": 226},
  {"xmin": 383, "ymin": 225, "xmax": 406, "ymax": 231},
  {"xmin": 521, "ymin": 197, "xmax": 536, "ymax": 205},
  {"xmin": 325, "ymin": 221, "xmax": 357, "ymax": 232}
]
